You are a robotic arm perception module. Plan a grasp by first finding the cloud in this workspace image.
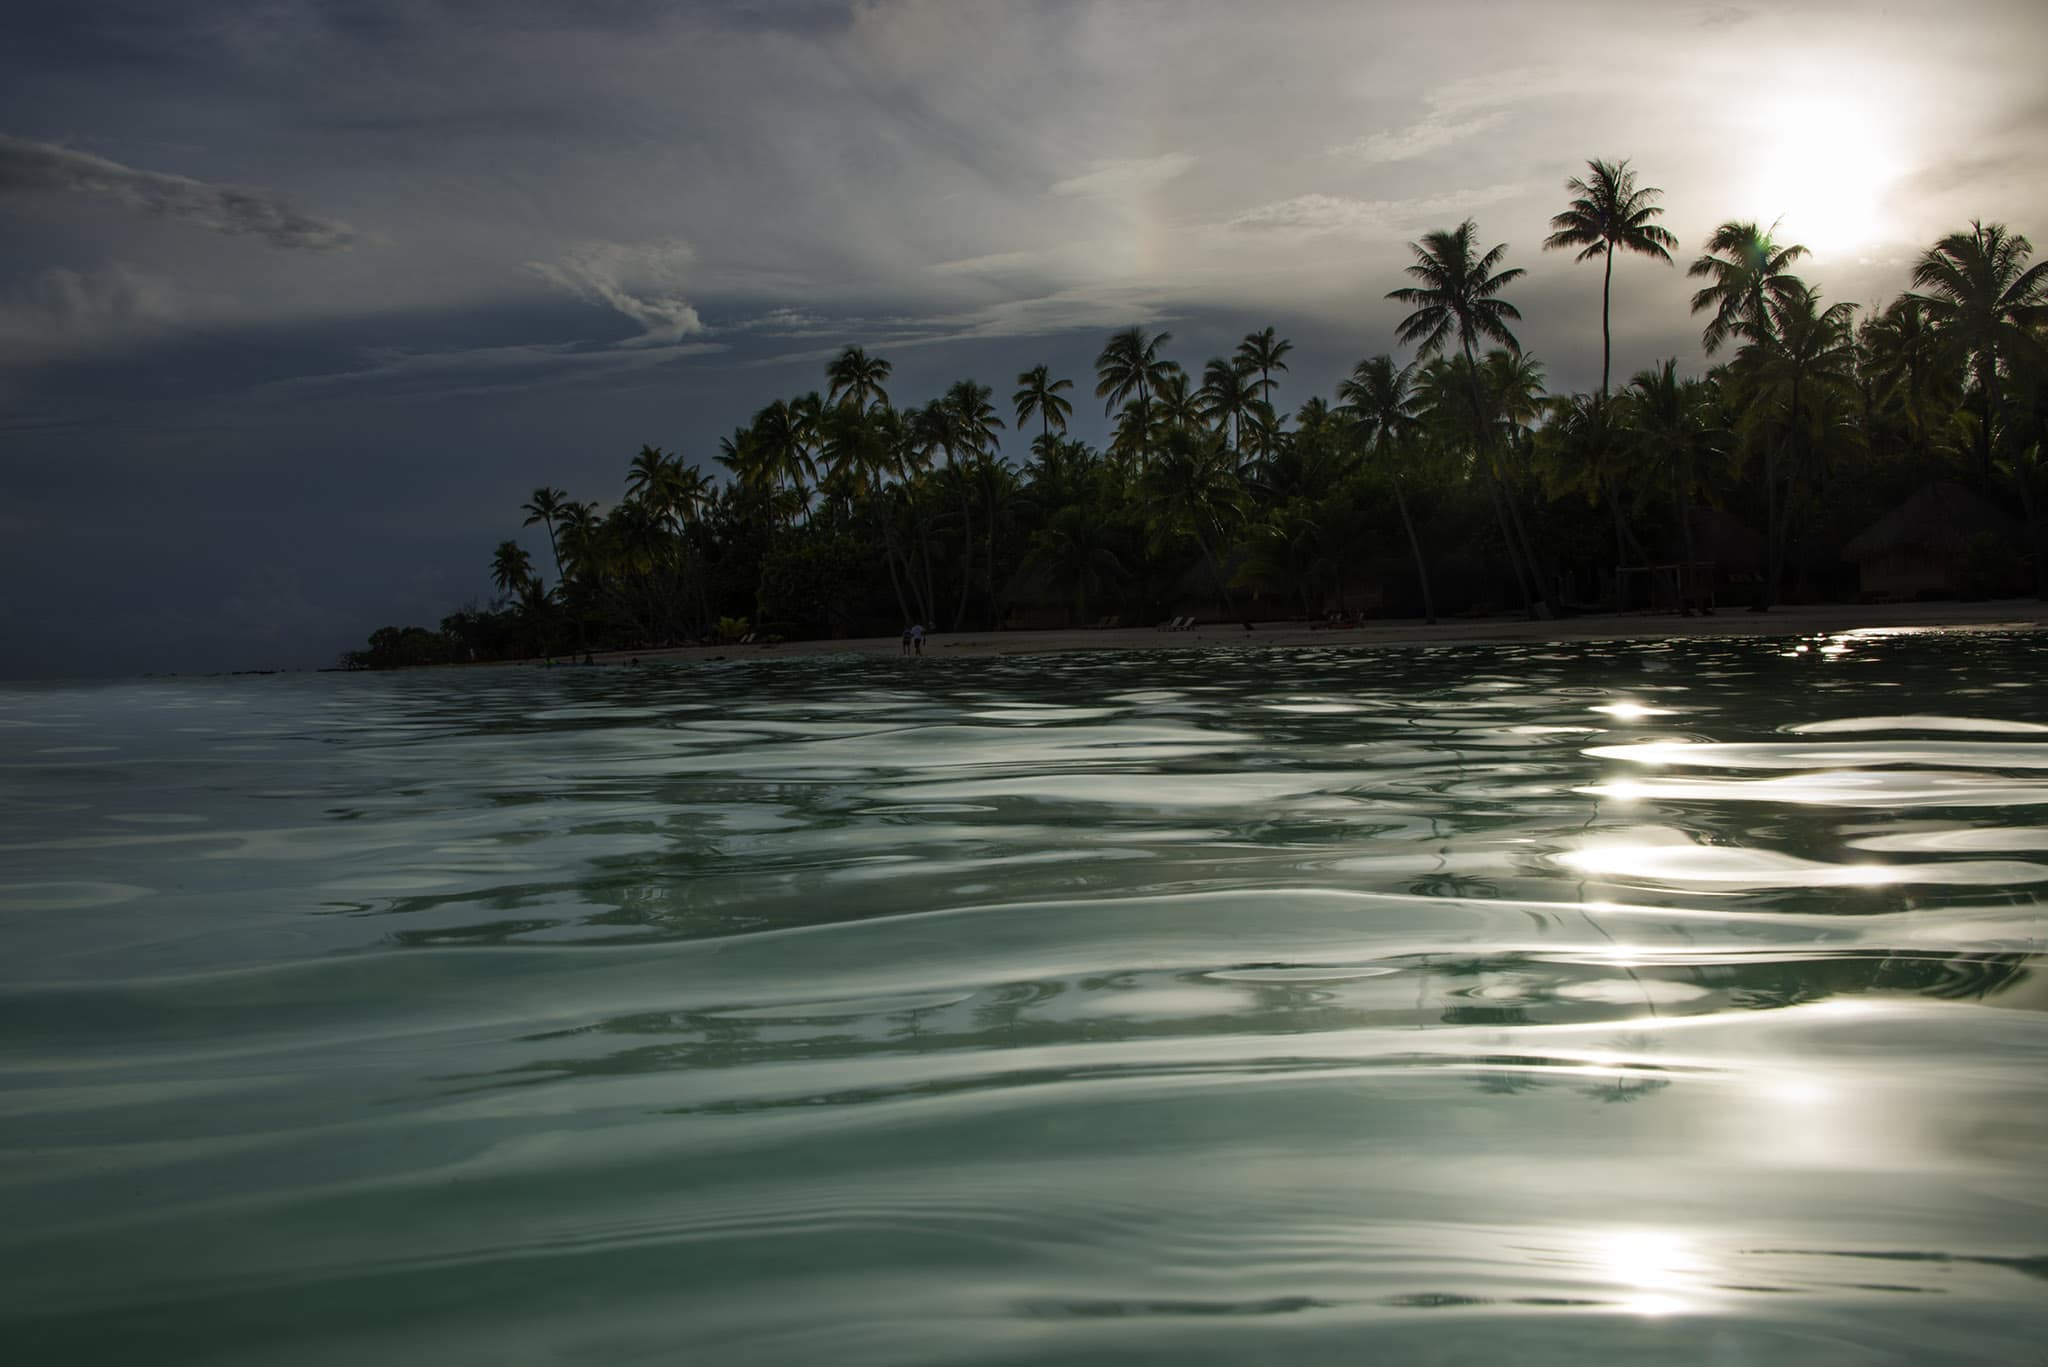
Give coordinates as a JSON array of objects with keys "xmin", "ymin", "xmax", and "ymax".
[
  {"xmin": 1330, "ymin": 67, "xmax": 1564, "ymax": 166},
  {"xmin": 1226, "ymin": 184, "xmax": 1528, "ymax": 237},
  {"xmin": 0, "ymin": 264, "xmax": 182, "ymax": 358},
  {"xmin": 524, "ymin": 238, "xmax": 705, "ymax": 344},
  {"xmin": 1330, "ymin": 112, "xmax": 1508, "ymax": 166},
  {"xmin": 266, "ymin": 336, "xmax": 727, "ymax": 402},
  {"xmin": 1051, "ymin": 153, "xmax": 1196, "ymax": 198},
  {"xmin": 0, "ymin": 134, "xmax": 364, "ymax": 251}
]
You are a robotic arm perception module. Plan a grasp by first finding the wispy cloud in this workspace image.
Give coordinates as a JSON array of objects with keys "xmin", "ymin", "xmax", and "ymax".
[
  {"xmin": 1226, "ymin": 184, "xmax": 1528, "ymax": 237},
  {"xmin": 0, "ymin": 264, "xmax": 183, "ymax": 357},
  {"xmin": 1330, "ymin": 112, "xmax": 1508, "ymax": 166},
  {"xmin": 1330, "ymin": 67, "xmax": 1562, "ymax": 166},
  {"xmin": 1051, "ymin": 153, "xmax": 1196, "ymax": 198},
  {"xmin": 523, "ymin": 238, "xmax": 705, "ymax": 345},
  {"xmin": 265, "ymin": 337, "xmax": 727, "ymax": 402},
  {"xmin": 0, "ymin": 134, "xmax": 364, "ymax": 251}
]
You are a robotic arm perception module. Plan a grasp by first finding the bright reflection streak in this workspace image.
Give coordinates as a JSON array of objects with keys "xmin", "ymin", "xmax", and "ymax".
[
  {"xmin": 1588, "ymin": 1229, "xmax": 1706, "ymax": 1316},
  {"xmin": 1590, "ymin": 702, "xmax": 1675, "ymax": 720}
]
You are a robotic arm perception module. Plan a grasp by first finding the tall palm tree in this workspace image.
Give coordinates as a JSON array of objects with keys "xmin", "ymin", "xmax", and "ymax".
[
  {"xmin": 1738, "ymin": 280, "xmax": 1860, "ymax": 605},
  {"xmin": 1013, "ymin": 365, "xmax": 1074, "ymax": 441},
  {"xmin": 1688, "ymin": 220, "xmax": 1809, "ymax": 356},
  {"xmin": 1199, "ymin": 356, "xmax": 1259, "ymax": 460},
  {"xmin": 1235, "ymin": 327, "xmax": 1293, "ymax": 406},
  {"xmin": 1628, "ymin": 359, "xmax": 1720, "ymax": 604},
  {"xmin": 1387, "ymin": 220, "xmax": 1547, "ymax": 615},
  {"xmin": 1094, "ymin": 326, "xmax": 1181, "ymax": 463},
  {"xmin": 1542, "ymin": 159, "xmax": 1678, "ymax": 400},
  {"xmin": 1152, "ymin": 370, "xmax": 1204, "ymax": 433},
  {"xmin": 1906, "ymin": 221, "xmax": 2048, "ymax": 481},
  {"xmin": 827, "ymin": 345, "xmax": 893, "ymax": 413},
  {"xmin": 945, "ymin": 379, "xmax": 1007, "ymax": 627},
  {"xmin": 1143, "ymin": 426, "xmax": 1246, "ymax": 617},
  {"xmin": 520, "ymin": 486, "xmax": 570, "ymax": 588},
  {"xmin": 1338, "ymin": 354, "xmax": 1436, "ymax": 623},
  {"xmin": 1388, "ymin": 220, "xmax": 1526, "ymax": 363}
]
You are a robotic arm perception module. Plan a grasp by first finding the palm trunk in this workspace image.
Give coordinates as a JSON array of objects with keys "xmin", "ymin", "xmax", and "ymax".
[
  {"xmin": 1393, "ymin": 477, "xmax": 1436, "ymax": 624},
  {"xmin": 1600, "ymin": 244, "xmax": 1614, "ymax": 400}
]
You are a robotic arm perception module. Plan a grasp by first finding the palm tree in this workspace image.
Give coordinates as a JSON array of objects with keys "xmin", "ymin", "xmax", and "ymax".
[
  {"xmin": 1859, "ymin": 296, "xmax": 1946, "ymax": 465},
  {"xmin": 827, "ymin": 345, "xmax": 893, "ymax": 413},
  {"xmin": 520, "ymin": 487, "xmax": 570, "ymax": 588},
  {"xmin": 1628, "ymin": 359, "xmax": 1720, "ymax": 606},
  {"xmin": 1152, "ymin": 370, "xmax": 1204, "ymax": 433},
  {"xmin": 1906, "ymin": 221, "xmax": 2048, "ymax": 482},
  {"xmin": 1688, "ymin": 220, "xmax": 1809, "ymax": 356},
  {"xmin": 490, "ymin": 540, "xmax": 535, "ymax": 601},
  {"xmin": 1387, "ymin": 220, "xmax": 1548, "ymax": 615},
  {"xmin": 1027, "ymin": 504, "xmax": 1125, "ymax": 626},
  {"xmin": 1143, "ymin": 426, "xmax": 1246, "ymax": 617},
  {"xmin": 1013, "ymin": 365, "xmax": 1074, "ymax": 441},
  {"xmin": 1338, "ymin": 354, "xmax": 1435, "ymax": 623},
  {"xmin": 1235, "ymin": 327, "xmax": 1293, "ymax": 406},
  {"xmin": 945, "ymin": 379, "xmax": 1006, "ymax": 627},
  {"xmin": 1542, "ymin": 159, "xmax": 1678, "ymax": 400},
  {"xmin": 1094, "ymin": 326, "xmax": 1181, "ymax": 462},
  {"xmin": 1738, "ymin": 280, "xmax": 1860, "ymax": 605},
  {"xmin": 1199, "ymin": 356, "xmax": 1259, "ymax": 459}
]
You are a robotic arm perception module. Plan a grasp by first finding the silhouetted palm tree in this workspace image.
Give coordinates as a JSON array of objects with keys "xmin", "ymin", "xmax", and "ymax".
[
  {"xmin": 1013, "ymin": 365, "xmax": 1074, "ymax": 441},
  {"xmin": 1235, "ymin": 327, "xmax": 1293, "ymax": 406},
  {"xmin": 1199, "ymin": 355, "xmax": 1259, "ymax": 459},
  {"xmin": 1388, "ymin": 221, "xmax": 1546, "ymax": 614},
  {"xmin": 1907, "ymin": 221, "xmax": 2048, "ymax": 480},
  {"xmin": 521, "ymin": 487, "xmax": 570, "ymax": 588},
  {"xmin": 490, "ymin": 540, "xmax": 535, "ymax": 601},
  {"xmin": 1339, "ymin": 354, "xmax": 1436, "ymax": 622},
  {"xmin": 827, "ymin": 345, "xmax": 893, "ymax": 413},
  {"xmin": 1543, "ymin": 158, "xmax": 1678, "ymax": 400},
  {"xmin": 1688, "ymin": 220, "xmax": 1808, "ymax": 355},
  {"xmin": 1094, "ymin": 326, "xmax": 1181, "ymax": 462}
]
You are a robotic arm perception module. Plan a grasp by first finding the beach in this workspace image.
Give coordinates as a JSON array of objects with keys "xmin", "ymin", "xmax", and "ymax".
[{"xmin": 578, "ymin": 598, "xmax": 2048, "ymax": 666}]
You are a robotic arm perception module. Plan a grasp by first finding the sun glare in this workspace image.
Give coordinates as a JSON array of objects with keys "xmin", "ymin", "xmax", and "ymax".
[{"xmin": 1747, "ymin": 98, "xmax": 1902, "ymax": 258}]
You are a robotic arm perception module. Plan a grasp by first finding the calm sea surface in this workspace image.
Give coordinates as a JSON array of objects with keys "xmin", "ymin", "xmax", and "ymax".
[{"xmin": 4, "ymin": 631, "xmax": 2046, "ymax": 1365}]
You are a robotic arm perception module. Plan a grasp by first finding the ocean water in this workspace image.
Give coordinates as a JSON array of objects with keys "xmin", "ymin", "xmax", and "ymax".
[{"xmin": 2, "ymin": 629, "xmax": 2045, "ymax": 1365}]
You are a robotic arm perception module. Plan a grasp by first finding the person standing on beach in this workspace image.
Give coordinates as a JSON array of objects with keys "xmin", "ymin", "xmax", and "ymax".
[
  {"xmin": 901, "ymin": 624, "xmax": 914, "ymax": 656},
  {"xmin": 911, "ymin": 623, "xmax": 924, "ymax": 656}
]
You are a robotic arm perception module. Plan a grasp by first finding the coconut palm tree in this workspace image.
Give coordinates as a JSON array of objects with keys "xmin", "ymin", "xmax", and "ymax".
[
  {"xmin": 1144, "ymin": 426, "xmax": 1246, "ymax": 617},
  {"xmin": 490, "ymin": 540, "xmax": 535, "ymax": 601},
  {"xmin": 1235, "ymin": 327, "xmax": 1293, "ymax": 406},
  {"xmin": 1737, "ymin": 280, "xmax": 1860, "ymax": 605},
  {"xmin": 1906, "ymin": 221, "xmax": 2048, "ymax": 480},
  {"xmin": 1542, "ymin": 158, "xmax": 1678, "ymax": 400},
  {"xmin": 1627, "ymin": 359, "xmax": 1722, "ymax": 604},
  {"xmin": 944, "ymin": 379, "xmax": 1007, "ymax": 626},
  {"xmin": 1199, "ymin": 355, "xmax": 1259, "ymax": 460},
  {"xmin": 1387, "ymin": 221, "xmax": 1547, "ymax": 614},
  {"xmin": 520, "ymin": 486, "xmax": 570, "ymax": 588},
  {"xmin": 1094, "ymin": 326, "xmax": 1181, "ymax": 462},
  {"xmin": 826, "ymin": 345, "xmax": 893, "ymax": 413},
  {"xmin": 1859, "ymin": 296, "xmax": 1948, "ymax": 466},
  {"xmin": 1687, "ymin": 220, "xmax": 1809, "ymax": 356},
  {"xmin": 1013, "ymin": 365, "xmax": 1074, "ymax": 441},
  {"xmin": 1338, "ymin": 354, "xmax": 1436, "ymax": 623}
]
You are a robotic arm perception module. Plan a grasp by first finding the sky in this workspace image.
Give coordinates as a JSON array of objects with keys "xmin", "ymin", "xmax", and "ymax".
[{"xmin": 3, "ymin": 0, "xmax": 2045, "ymax": 677}]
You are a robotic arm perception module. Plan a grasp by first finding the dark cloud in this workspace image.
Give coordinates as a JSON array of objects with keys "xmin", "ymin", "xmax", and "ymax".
[{"xmin": 0, "ymin": 134, "xmax": 364, "ymax": 251}]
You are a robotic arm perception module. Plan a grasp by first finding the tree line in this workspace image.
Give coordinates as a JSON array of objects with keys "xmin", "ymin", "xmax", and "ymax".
[{"xmin": 343, "ymin": 159, "xmax": 2048, "ymax": 668}]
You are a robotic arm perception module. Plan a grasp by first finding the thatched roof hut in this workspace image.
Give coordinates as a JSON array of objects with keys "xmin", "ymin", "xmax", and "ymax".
[
  {"xmin": 1843, "ymin": 481, "xmax": 2020, "ymax": 562},
  {"xmin": 1842, "ymin": 482, "xmax": 2022, "ymax": 599}
]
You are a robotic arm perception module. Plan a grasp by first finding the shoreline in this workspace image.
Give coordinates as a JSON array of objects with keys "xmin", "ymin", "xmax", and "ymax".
[{"xmin": 556, "ymin": 599, "xmax": 2048, "ymax": 668}]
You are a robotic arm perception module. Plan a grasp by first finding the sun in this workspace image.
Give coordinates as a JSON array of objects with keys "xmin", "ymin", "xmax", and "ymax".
[{"xmin": 1746, "ymin": 98, "xmax": 1902, "ymax": 259}]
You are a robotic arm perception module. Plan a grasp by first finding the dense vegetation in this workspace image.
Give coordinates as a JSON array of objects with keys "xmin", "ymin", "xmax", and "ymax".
[{"xmin": 344, "ymin": 162, "xmax": 2048, "ymax": 668}]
